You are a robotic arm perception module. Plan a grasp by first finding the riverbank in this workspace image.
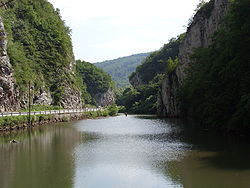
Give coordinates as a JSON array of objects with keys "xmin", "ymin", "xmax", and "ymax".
[{"xmin": 0, "ymin": 109, "xmax": 111, "ymax": 133}]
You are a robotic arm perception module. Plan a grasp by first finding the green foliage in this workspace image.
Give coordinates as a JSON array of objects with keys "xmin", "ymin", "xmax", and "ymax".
[
  {"xmin": 0, "ymin": 114, "xmax": 53, "ymax": 127},
  {"xmin": 84, "ymin": 109, "xmax": 109, "ymax": 118},
  {"xmin": 130, "ymin": 35, "xmax": 184, "ymax": 84},
  {"xmin": 120, "ymin": 74, "xmax": 164, "ymax": 114},
  {"xmin": 167, "ymin": 57, "xmax": 179, "ymax": 73},
  {"xmin": 1, "ymin": 0, "xmax": 79, "ymax": 105},
  {"xmin": 179, "ymin": 0, "xmax": 250, "ymax": 130},
  {"xmin": 21, "ymin": 105, "xmax": 62, "ymax": 112},
  {"xmin": 122, "ymin": 35, "xmax": 183, "ymax": 114},
  {"xmin": 117, "ymin": 106, "xmax": 126, "ymax": 113},
  {"xmin": 107, "ymin": 104, "xmax": 118, "ymax": 116},
  {"xmin": 95, "ymin": 53, "xmax": 150, "ymax": 88},
  {"xmin": 76, "ymin": 60, "xmax": 114, "ymax": 105}
]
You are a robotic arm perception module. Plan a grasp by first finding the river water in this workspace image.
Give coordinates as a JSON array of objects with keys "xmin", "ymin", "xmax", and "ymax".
[{"xmin": 0, "ymin": 115, "xmax": 250, "ymax": 188}]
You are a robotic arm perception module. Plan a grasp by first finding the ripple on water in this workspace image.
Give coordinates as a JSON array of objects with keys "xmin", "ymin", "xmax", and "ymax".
[{"xmin": 73, "ymin": 115, "xmax": 188, "ymax": 188}]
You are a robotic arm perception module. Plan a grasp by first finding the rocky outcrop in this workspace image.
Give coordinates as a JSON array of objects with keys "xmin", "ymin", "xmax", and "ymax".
[
  {"xmin": 94, "ymin": 88, "xmax": 115, "ymax": 107},
  {"xmin": 129, "ymin": 72, "xmax": 145, "ymax": 89},
  {"xmin": 0, "ymin": 17, "xmax": 19, "ymax": 112},
  {"xmin": 60, "ymin": 59, "xmax": 83, "ymax": 109},
  {"xmin": 60, "ymin": 84, "xmax": 83, "ymax": 109},
  {"xmin": 33, "ymin": 88, "xmax": 52, "ymax": 106},
  {"xmin": 158, "ymin": 0, "xmax": 228, "ymax": 117}
]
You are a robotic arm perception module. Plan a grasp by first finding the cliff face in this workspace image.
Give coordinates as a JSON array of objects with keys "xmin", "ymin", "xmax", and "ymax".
[
  {"xmin": 0, "ymin": 15, "xmax": 82, "ymax": 111},
  {"xmin": 94, "ymin": 88, "xmax": 115, "ymax": 107},
  {"xmin": 0, "ymin": 0, "xmax": 84, "ymax": 111},
  {"xmin": 60, "ymin": 83, "xmax": 83, "ymax": 109},
  {"xmin": 129, "ymin": 72, "xmax": 145, "ymax": 89},
  {"xmin": 0, "ymin": 17, "xmax": 19, "ymax": 112},
  {"xmin": 158, "ymin": 0, "xmax": 228, "ymax": 117}
]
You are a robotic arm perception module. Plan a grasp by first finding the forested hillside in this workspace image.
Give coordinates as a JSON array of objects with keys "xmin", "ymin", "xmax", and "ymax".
[
  {"xmin": 129, "ymin": 36, "xmax": 184, "ymax": 87},
  {"xmin": 0, "ymin": 0, "xmax": 82, "ymax": 108},
  {"xmin": 76, "ymin": 60, "xmax": 115, "ymax": 106},
  {"xmin": 117, "ymin": 36, "xmax": 183, "ymax": 114},
  {"xmin": 94, "ymin": 52, "xmax": 150, "ymax": 88},
  {"xmin": 0, "ymin": 0, "xmax": 116, "ymax": 110}
]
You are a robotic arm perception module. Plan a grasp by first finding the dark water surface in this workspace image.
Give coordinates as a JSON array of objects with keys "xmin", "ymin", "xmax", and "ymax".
[{"xmin": 1, "ymin": 115, "xmax": 250, "ymax": 188}]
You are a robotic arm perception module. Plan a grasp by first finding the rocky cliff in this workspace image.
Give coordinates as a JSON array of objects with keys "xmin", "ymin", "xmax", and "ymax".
[
  {"xmin": 129, "ymin": 72, "xmax": 145, "ymax": 89},
  {"xmin": 0, "ymin": 0, "xmax": 84, "ymax": 111},
  {"xmin": 60, "ymin": 82, "xmax": 83, "ymax": 109},
  {"xmin": 94, "ymin": 88, "xmax": 115, "ymax": 107},
  {"xmin": 0, "ymin": 17, "xmax": 19, "ymax": 112},
  {"xmin": 158, "ymin": 0, "xmax": 228, "ymax": 117}
]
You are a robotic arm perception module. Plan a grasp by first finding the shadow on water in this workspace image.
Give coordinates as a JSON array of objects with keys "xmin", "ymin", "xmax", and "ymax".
[{"xmin": 162, "ymin": 118, "xmax": 250, "ymax": 171}]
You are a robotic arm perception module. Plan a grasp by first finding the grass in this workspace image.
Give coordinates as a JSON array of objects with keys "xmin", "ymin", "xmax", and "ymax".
[
  {"xmin": 20, "ymin": 105, "xmax": 62, "ymax": 112},
  {"xmin": 0, "ymin": 114, "xmax": 54, "ymax": 127}
]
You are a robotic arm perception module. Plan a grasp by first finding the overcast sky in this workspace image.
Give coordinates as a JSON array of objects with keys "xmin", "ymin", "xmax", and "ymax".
[{"xmin": 48, "ymin": 0, "xmax": 205, "ymax": 63}]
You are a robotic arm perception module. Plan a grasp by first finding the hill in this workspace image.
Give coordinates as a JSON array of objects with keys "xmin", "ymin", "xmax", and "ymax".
[
  {"xmin": 0, "ymin": 0, "xmax": 115, "ymax": 111},
  {"xmin": 94, "ymin": 52, "xmax": 151, "ymax": 88}
]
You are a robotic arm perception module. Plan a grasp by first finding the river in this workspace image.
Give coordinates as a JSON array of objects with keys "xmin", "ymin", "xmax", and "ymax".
[{"xmin": 0, "ymin": 115, "xmax": 250, "ymax": 188}]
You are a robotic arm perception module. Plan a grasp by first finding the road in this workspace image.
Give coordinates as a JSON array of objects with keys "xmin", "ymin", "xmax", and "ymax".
[{"xmin": 0, "ymin": 108, "xmax": 102, "ymax": 117}]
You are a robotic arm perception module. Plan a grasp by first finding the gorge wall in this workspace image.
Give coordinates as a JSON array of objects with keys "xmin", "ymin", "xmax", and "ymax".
[
  {"xmin": 158, "ymin": 0, "xmax": 228, "ymax": 117},
  {"xmin": 94, "ymin": 88, "xmax": 115, "ymax": 107},
  {"xmin": 0, "ymin": 17, "xmax": 19, "ymax": 112},
  {"xmin": 0, "ymin": 0, "xmax": 83, "ymax": 111}
]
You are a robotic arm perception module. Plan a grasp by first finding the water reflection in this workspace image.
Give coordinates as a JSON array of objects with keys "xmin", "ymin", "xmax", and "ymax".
[
  {"xmin": 0, "ymin": 115, "xmax": 250, "ymax": 188},
  {"xmin": 74, "ymin": 115, "xmax": 250, "ymax": 188},
  {"xmin": 0, "ymin": 123, "xmax": 82, "ymax": 188},
  {"xmin": 73, "ymin": 115, "xmax": 188, "ymax": 188}
]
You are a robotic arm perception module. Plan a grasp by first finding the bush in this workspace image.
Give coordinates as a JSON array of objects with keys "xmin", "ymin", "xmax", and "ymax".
[{"xmin": 107, "ymin": 104, "xmax": 118, "ymax": 116}]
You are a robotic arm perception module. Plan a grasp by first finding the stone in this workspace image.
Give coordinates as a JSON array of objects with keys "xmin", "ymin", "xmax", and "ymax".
[
  {"xmin": 158, "ymin": 0, "xmax": 228, "ymax": 117},
  {"xmin": 33, "ymin": 88, "xmax": 52, "ymax": 105},
  {"xmin": 129, "ymin": 72, "xmax": 145, "ymax": 89},
  {"xmin": 60, "ymin": 85, "xmax": 83, "ymax": 109},
  {"xmin": 0, "ymin": 17, "xmax": 20, "ymax": 112},
  {"xmin": 94, "ymin": 88, "xmax": 115, "ymax": 107}
]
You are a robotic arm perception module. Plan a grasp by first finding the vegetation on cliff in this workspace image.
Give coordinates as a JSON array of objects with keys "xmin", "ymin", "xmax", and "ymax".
[
  {"xmin": 0, "ymin": 0, "xmax": 80, "ymax": 105},
  {"xmin": 179, "ymin": 0, "xmax": 250, "ymax": 130},
  {"xmin": 118, "ymin": 36, "xmax": 183, "ymax": 114},
  {"xmin": 129, "ymin": 35, "xmax": 184, "ymax": 85},
  {"xmin": 117, "ymin": 74, "xmax": 164, "ymax": 114},
  {"xmin": 76, "ymin": 60, "xmax": 115, "ymax": 105}
]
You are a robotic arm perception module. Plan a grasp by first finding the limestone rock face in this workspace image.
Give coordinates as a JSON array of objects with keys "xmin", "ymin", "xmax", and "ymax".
[
  {"xmin": 60, "ymin": 85, "xmax": 83, "ymax": 109},
  {"xmin": 33, "ymin": 89, "xmax": 53, "ymax": 106},
  {"xmin": 94, "ymin": 88, "xmax": 115, "ymax": 107},
  {"xmin": 0, "ymin": 17, "xmax": 19, "ymax": 112},
  {"xmin": 158, "ymin": 0, "xmax": 228, "ymax": 117},
  {"xmin": 129, "ymin": 72, "xmax": 145, "ymax": 89},
  {"xmin": 59, "ymin": 58, "xmax": 83, "ymax": 109}
]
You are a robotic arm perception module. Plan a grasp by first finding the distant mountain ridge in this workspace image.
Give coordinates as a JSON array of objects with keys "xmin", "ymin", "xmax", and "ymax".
[{"xmin": 94, "ymin": 52, "xmax": 151, "ymax": 88}]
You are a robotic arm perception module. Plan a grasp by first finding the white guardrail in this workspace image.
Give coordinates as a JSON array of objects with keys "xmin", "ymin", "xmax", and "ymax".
[{"xmin": 0, "ymin": 108, "xmax": 103, "ymax": 117}]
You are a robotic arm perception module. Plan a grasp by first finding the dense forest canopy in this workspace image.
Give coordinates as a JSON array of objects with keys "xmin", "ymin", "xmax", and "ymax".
[{"xmin": 95, "ymin": 53, "xmax": 150, "ymax": 88}]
